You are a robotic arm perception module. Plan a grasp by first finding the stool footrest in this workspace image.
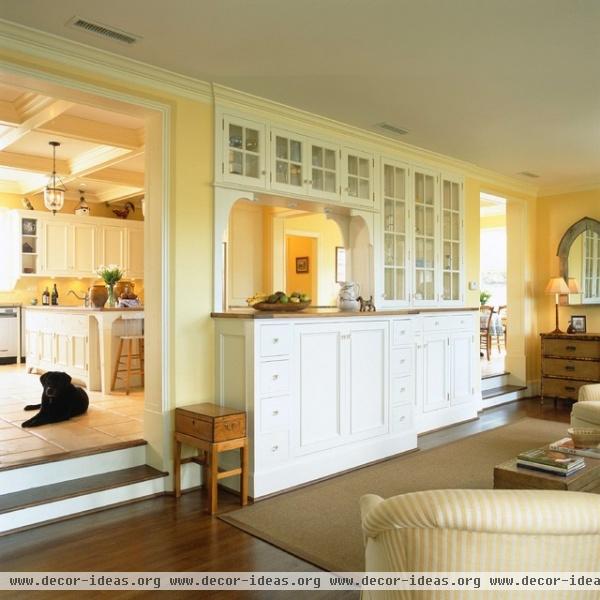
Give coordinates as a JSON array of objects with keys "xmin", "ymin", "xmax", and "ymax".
[{"xmin": 217, "ymin": 467, "xmax": 242, "ymax": 480}]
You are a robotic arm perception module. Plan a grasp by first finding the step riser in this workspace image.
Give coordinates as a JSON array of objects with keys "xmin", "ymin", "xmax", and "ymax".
[
  {"xmin": 0, "ymin": 446, "xmax": 146, "ymax": 494},
  {"xmin": 481, "ymin": 374, "xmax": 510, "ymax": 391},
  {"xmin": 482, "ymin": 387, "xmax": 530, "ymax": 409},
  {"xmin": 0, "ymin": 477, "xmax": 166, "ymax": 534}
]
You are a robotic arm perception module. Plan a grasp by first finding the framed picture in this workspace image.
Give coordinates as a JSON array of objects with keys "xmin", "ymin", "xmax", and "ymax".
[
  {"xmin": 335, "ymin": 247, "xmax": 346, "ymax": 283},
  {"xmin": 570, "ymin": 315, "xmax": 587, "ymax": 333},
  {"xmin": 295, "ymin": 256, "xmax": 309, "ymax": 274}
]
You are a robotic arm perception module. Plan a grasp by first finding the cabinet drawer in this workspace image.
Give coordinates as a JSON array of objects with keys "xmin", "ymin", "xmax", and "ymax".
[
  {"xmin": 423, "ymin": 316, "xmax": 449, "ymax": 331},
  {"xmin": 260, "ymin": 395, "xmax": 290, "ymax": 433},
  {"xmin": 391, "ymin": 404, "xmax": 412, "ymax": 432},
  {"xmin": 175, "ymin": 411, "xmax": 246, "ymax": 442},
  {"xmin": 392, "ymin": 319, "xmax": 413, "ymax": 345},
  {"xmin": 391, "ymin": 375, "xmax": 412, "ymax": 406},
  {"xmin": 175, "ymin": 413, "xmax": 212, "ymax": 440},
  {"xmin": 258, "ymin": 431, "xmax": 289, "ymax": 467},
  {"xmin": 259, "ymin": 360, "xmax": 290, "ymax": 396},
  {"xmin": 259, "ymin": 324, "xmax": 292, "ymax": 357},
  {"xmin": 542, "ymin": 339, "xmax": 600, "ymax": 359},
  {"xmin": 449, "ymin": 314, "xmax": 473, "ymax": 331},
  {"xmin": 391, "ymin": 347, "xmax": 412, "ymax": 376},
  {"xmin": 543, "ymin": 358, "xmax": 600, "ymax": 380},
  {"xmin": 542, "ymin": 377, "xmax": 589, "ymax": 401}
]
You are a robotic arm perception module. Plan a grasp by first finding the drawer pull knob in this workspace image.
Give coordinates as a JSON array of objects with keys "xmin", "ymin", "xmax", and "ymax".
[
  {"xmin": 273, "ymin": 338, "xmax": 279, "ymax": 343},
  {"xmin": 272, "ymin": 410, "xmax": 279, "ymax": 416},
  {"xmin": 435, "ymin": 321, "xmax": 440, "ymax": 326},
  {"xmin": 400, "ymin": 387, "xmax": 406, "ymax": 393},
  {"xmin": 272, "ymin": 374, "xmax": 279, "ymax": 380},
  {"xmin": 399, "ymin": 415, "xmax": 405, "ymax": 421},
  {"xmin": 565, "ymin": 365, "xmax": 576, "ymax": 371},
  {"xmin": 271, "ymin": 445, "xmax": 279, "ymax": 452},
  {"xmin": 400, "ymin": 359, "xmax": 405, "ymax": 364},
  {"xmin": 400, "ymin": 330, "xmax": 406, "ymax": 335},
  {"xmin": 565, "ymin": 386, "xmax": 576, "ymax": 391},
  {"xmin": 566, "ymin": 345, "xmax": 577, "ymax": 351}
]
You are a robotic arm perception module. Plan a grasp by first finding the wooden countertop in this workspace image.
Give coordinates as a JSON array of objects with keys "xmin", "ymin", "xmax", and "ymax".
[
  {"xmin": 211, "ymin": 306, "xmax": 479, "ymax": 319},
  {"xmin": 24, "ymin": 306, "xmax": 144, "ymax": 313}
]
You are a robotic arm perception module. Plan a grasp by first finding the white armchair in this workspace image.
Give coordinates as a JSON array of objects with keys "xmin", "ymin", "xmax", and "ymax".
[
  {"xmin": 361, "ymin": 489, "xmax": 600, "ymax": 599},
  {"xmin": 571, "ymin": 384, "xmax": 600, "ymax": 428}
]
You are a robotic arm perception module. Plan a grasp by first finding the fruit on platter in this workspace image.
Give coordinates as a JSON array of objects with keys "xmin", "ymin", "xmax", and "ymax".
[
  {"xmin": 248, "ymin": 291, "xmax": 311, "ymax": 306},
  {"xmin": 246, "ymin": 293, "xmax": 269, "ymax": 306}
]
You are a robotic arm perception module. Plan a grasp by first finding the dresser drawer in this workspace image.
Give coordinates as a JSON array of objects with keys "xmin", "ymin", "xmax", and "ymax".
[
  {"xmin": 542, "ymin": 339, "xmax": 600, "ymax": 359},
  {"xmin": 391, "ymin": 404, "xmax": 412, "ymax": 432},
  {"xmin": 392, "ymin": 319, "xmax": 414, "ymax": 346},
  {"xmin": 449, "ymin": 314, "xmax": 473, "ymax": 331},
  {"xmin": 259, "ymin": 360, "xmax": 290, "ymax": 396},
  {"xmin": 423, "ymin": 316, "xmax": 449, "ymax": 332},
  {"xmin": 543, "ymin": 358, "xmax": 600, "ymax": 380},
  {"xmin": 260, "ymin": 395, "xmax": 290, "ymax": 433},
  {"xmin": 258, "ymin": 431, "xmax": 289, "ymax": 467},
  {"xmin": 391, "ymin": 375, "xmax": 412, "ymax": 406},
  {"xmin": 542, "ymin": 377, "xmax": 589, "ymax": 401},
  {"xmin": 391, "ymin": 347, "xmax": 412, "ymax": 376},
  {"xmin": 259, "ymin": 324, "xmax": 292, "ymax": 357}
]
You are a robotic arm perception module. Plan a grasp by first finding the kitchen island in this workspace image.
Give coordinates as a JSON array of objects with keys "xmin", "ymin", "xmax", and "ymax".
[
  {"xmin": 212, "ymin": 307, "xmax": 479, "ymax": 498},
  {"xmin": 24, "ymin": 306, "xmax": 144, "ymax": 393}
]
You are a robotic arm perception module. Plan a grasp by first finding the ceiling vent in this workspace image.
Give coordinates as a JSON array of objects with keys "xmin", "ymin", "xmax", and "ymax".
[
  {"xmin": 518, "ymin": 171, "xmax": 540, "ymax": 179},
  {"xmin": 376, "ymin": 122, "xmax": 409, "ymax": 136},
  {"xmin": 67, "ymin": 16, "xmax": 141, "ymax": 45}
]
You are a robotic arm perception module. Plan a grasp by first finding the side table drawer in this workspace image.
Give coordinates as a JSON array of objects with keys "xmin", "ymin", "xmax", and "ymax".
[
  {"xmin": 543, "ymin": 358, "xmax": 600, "ymax": 380},
  {"xmin": 176, "ymin": 411, "xmax": 246, "ymax": 442},
  {"xmin": 542, "ymin": 377, "xmax": 589, "ymax": 401},
  {"xmin": 176, "ymin": 412, "xmax": 212, "ymax": 440}
]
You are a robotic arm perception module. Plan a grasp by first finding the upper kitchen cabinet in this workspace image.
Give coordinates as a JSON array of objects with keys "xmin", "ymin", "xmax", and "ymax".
[
  {"xmin": 307, "ymin": 138, "xmax": 339, "ymax": 202},
  {"xmin": 381, "ymin": 158, "xmax": 410, "ymax": 307},
  {"xmin": 440, "ymin": 174, "xmax": 464, "ymax": 305},
  {"xmin": 220, "ymin": 114, "xmax": 267, "ymax": 188},
  {"xmin": 72, "ymin": 223, "xmax": 97, "ymax": 276},
  {"xmin": 126, "ymin": 223, "xmax": 144, "ymax": 279},
  {"xmin": 98, "ymin": 224, "xmax": 126, "ymax": 269},
  {"xmin": 96, "ymin": 222, "xmax": 144, "ymax": 279},
  {"xmin": 15, "ymin": 213, "xmax": 40, "ymax": 276},
  {"xmin": 42, "ymin": 219, "xmax": 71, "ymax": 276},
  {"xmin": 341, "ymin": 147, "xmax": 376, "ymax": 209}
]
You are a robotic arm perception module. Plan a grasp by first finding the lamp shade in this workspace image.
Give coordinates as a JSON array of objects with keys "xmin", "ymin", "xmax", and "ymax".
[
  {"xmin": 545, "ymin": 277, "xmax": 570, "ymax": 295},
  {"xmin": 567, "ymin": 277, "xmax": 581, "ymax": 293}
]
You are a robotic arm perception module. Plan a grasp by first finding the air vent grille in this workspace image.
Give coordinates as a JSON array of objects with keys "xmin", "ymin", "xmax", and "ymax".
[
  {"xmin": 518, "ymin": 171, "xmax": 540, "ymax": 179},
  {"xmin": 67, "ymin": 16, "xmax": 140, "ymax": 45},
  {"xmin": 377, "ymin": 122, "xmax": 409, "ymax": 136}
]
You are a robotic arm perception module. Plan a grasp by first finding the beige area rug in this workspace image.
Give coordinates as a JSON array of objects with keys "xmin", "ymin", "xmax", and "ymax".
[{"xmin": 221, "ymin": 418, "xmax": 568, "ymax": 572}]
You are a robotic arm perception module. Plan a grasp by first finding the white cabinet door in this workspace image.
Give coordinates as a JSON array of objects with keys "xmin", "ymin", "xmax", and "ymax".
[
  {"xmin": 295, "ymin": 323, "xmax": 344, "ymax": 455},
  {"xmin": 42, "ymin": 219, "xmax": 70, "ymax": 275},
  {"xmin": 450, "ymin": 331, "xmax": 473, "ymax": 405},
  {"xmin": 422, "ymin": 332, "xmax": 449, "ymax": 412},
  {"xmin": 307, "ymin": 138, "xmax": 340, "ymax": 202},
  {"xmin": 347, "ymin": 321, "xmax": 388, "ymax": 439},
  {"xmin": 440, "ymin": 175, "xmax": 464, "ymax": 305},
  {"xmin": 98, "ymin": 225, "xmax": 126, "ymax": 269},
  {"xmin": 342, "ymin": 147, "xmax": 375, "ymax": 208},
  {"xmin": 270, "ymin": 128, "xmax": 306, "ymax": 195},
  {"xmin": 72, "ymin": 223, "xmax": 97, "ymax": 276},
  {"xmin": 221, "ymin": 114, "xmax": 267, "ymax": 188},
  {"xmin": 54, "ymin": 332, "xmax": 70, "ymax": 369},
  {"xmin": 127, "ymin": 226, "xmax": 144, "ymax": 278},
  {"xmin": 70, "ymin": 334, "xmax": 88, "ymax": 376}
]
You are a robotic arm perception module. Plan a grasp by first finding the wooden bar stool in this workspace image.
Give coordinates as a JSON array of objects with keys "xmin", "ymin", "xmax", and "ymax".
[
  {"xmin": 111, "ymin": 335, "xmax": 144, "ymax": 394},
  {"xmin": 173, "ymin": 403, "xmax": 248, "ymax": 515}
]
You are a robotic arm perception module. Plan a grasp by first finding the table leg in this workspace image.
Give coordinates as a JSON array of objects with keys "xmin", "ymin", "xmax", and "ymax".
[
  {"xmin": 240, "ymin": 440, "xmax": 249, "ymax": 506},
  {"xmin": 174, "ymin": 438, "xmax": 182, "ymax": 498},
  {"xmin": 208, "ymin": 444, "xmax": 219, "ymax": 515}
]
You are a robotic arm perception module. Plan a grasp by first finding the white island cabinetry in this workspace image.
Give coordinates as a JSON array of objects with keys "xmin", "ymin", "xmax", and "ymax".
[{"xmin": 213, "ymin": 309, "xmax": 478, "ymax": 498}]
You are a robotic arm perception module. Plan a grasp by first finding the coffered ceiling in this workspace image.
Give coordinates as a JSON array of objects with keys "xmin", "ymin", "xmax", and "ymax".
[{"xmin": 0, "ymin": 82, "xmax": 144, "ymax": 204}]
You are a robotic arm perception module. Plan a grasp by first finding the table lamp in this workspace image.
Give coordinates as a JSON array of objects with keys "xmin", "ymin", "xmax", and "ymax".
[
  {"xmin": 545, "ymin": 277, "xmax": 570, "ymax": 333},
  {"xmin": 567, "ymin": 277, "xmax": 580, "ymax": 294}
]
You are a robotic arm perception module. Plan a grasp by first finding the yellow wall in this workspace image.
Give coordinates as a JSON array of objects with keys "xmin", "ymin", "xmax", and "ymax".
[
  {"xmin": 480, "ymin": 213, "xmax": 506, "ymax": 229},
  {"xmin": 286, "ymin": 235, "xmax": 317, "ymax": 300}
]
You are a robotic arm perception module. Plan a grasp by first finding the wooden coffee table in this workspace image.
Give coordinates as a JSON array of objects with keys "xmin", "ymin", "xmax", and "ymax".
[{"xmin": 494, "ymin": 455, "xmax": 600, "ymax": 493}]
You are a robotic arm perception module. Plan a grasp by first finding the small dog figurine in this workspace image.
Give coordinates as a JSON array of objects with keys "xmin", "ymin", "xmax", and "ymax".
[
  {"xmin": 358, "ymin": 295, "xmax": 376, "ymax": 312},
  {"xmin": 22, "ymin": 372, "xmax": 89, "ymax": 427}
]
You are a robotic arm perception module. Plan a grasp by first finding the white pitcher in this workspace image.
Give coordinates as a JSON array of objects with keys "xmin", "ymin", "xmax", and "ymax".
[{"xmin": 338, "ymin": 281, "xmax": 360, "ymax": 311}]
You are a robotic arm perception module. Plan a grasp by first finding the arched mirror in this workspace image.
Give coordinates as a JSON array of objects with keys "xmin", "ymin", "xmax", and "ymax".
[{"xmin": 557, "ymin": 217, "xmax": 600, "ymax": 304}]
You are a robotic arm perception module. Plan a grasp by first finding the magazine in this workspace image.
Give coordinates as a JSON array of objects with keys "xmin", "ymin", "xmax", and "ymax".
[
  {"xmin": 549, "ymin": 437, "xmax": 600, "ymax": 459},
  {"xmin": 517, "ymin": 447, "xmax": 584, "ymax": 470}
]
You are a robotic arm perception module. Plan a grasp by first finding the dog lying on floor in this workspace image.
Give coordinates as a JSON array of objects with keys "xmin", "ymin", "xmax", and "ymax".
[{"xmin": 22, "ymin": 371, "xmax": 89, "ymax": 428}]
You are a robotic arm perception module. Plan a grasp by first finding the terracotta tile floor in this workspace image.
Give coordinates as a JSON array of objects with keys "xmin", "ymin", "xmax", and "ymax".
[{"xmin": 0, "ymin": 364, "xmax": 144, "ymax": 468}]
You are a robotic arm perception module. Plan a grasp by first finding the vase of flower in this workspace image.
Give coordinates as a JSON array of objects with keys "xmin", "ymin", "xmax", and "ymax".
[{"xmin": 96, "ymin": 264, "xmax": 124, "ymax": 309}]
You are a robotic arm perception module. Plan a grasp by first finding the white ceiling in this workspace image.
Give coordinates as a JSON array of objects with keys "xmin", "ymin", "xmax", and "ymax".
[{"xmin": 1, "ymin": 0, "xmax": 599, "ymax": 192}]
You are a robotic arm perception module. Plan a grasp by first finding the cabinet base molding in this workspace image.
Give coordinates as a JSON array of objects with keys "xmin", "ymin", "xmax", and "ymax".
[{"xmin": 416, "ymin": 403, "xmax": 478, "ymax": 435}]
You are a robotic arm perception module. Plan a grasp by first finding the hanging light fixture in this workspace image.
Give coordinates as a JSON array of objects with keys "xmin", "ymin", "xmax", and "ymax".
[{"xmin": 44, "ymin": 141, "xmax": 66, "ymax": 214}]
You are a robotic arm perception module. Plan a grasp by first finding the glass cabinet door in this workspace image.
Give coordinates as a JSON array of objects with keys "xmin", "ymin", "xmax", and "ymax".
[
  {"xmin": 342, "ymin": 148, "xmax": 374, "ymax": 207},
  {"xmin": 413, "ymin": 169, "xmax": 437, "ymax": 303},
  {"xmin": 441, "ymin": 177, "xmax": 463, "ymax": 303},
  {"xmin": 271, "ymin": 128, "xmax": 305, "ymax": 193},
  {"xmin": 382, "ymin": 160, "xmax": 409, "ymax": 304},
  {"xmin": 309, "ymin": 141, "xmax": 339, "ymax": 201},
  {"xmin": 222, "ymin": 115, "xmax": 266, "ymax": 187}
]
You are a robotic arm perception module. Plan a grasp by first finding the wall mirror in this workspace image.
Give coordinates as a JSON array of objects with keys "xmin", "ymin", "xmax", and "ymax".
[{"xmin": 558, "ymin": 217, "xmax": 600, "ymax": 305}]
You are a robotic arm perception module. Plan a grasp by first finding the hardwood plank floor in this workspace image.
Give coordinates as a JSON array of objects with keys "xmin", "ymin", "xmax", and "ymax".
[{"xmin": 0, "ymin": 398, "xmax": 571, "ymax": 600}]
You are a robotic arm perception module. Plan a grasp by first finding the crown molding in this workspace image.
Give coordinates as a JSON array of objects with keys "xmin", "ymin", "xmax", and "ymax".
[
  {"xmin": 538, "ymin": 181, "xmax": 600, "ymax": 198},
  {"xmin": 0, "ymin": 18, "xmax": 212, "ymax": 103},
  {"xmin": 213, "ymin": 84, "xmax": 539, "ymax": 197}
]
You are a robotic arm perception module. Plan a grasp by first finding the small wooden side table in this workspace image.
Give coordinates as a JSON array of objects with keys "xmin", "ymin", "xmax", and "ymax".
[{"xmin": 174, "ymin": 402, "xmax": 248, "ymax": 514}]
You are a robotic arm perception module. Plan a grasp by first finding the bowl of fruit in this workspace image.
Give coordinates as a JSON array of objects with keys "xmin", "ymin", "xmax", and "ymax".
[{"xmin": 247, "ymin": 291, "xmax": 311, "ymax": 312}]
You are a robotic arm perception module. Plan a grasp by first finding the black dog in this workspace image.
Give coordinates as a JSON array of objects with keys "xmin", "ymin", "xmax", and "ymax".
[{"xmin": 22, "ymin": 372, "xmax": 89, "ymax": 428}]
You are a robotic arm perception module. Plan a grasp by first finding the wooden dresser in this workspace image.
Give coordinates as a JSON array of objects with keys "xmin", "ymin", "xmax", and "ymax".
[{"xmin": 540, "ymin": 333, "xmax": 600, "ymax": 403}]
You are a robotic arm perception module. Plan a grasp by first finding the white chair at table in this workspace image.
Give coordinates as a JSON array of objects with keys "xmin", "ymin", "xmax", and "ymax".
[{"xmin": 111, "ymin": 313, "xmax": 144, "ymax": 395}]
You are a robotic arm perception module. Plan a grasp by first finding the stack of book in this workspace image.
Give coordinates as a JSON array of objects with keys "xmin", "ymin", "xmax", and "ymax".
[
  {"xmin": 517, "ymin": 448, "xmax": 585, "ymax": 476},
  {"xmin": 549, "ymin": 437, "xmax": 600, "ymax": 459}
]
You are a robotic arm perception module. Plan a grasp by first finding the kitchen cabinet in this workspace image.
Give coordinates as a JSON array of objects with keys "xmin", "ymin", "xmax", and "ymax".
[
  {"xmin": 307, "ymin": 138, "xmax": 339, "ymax": 202},
  {"xmin": 440, "ymin": 175, "xmax": 464, "ymax": 304},
  {"xmin": 72, "ymin": 223, "xmax": 97, "ymax": 275},
  {"xmin": 98, "ymin": 224, "xmax": 126, "ymax": 269},
  {"xmin": 342, "ymin": 147, "xmax": 375, "ymax": 208},
  {"xmin": 42, "ymin": 220, "xmax": 70, "ymax": 275},
  {"xmin": 270, "ymin": 127, "xmax": 306, "ymax": 195},
  {"xmin": 126, "ymin": 224, "xmax": 144, "ymax": 278}
]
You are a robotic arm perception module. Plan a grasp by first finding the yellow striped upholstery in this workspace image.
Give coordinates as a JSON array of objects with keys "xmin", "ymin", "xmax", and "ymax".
[
  {"xmin": 360, "ymin": 489, "xmax": 600, "ymax": 599},
  {"xmin": 571, "ymin": 384, "xmax": 600, "ymax": 427}
]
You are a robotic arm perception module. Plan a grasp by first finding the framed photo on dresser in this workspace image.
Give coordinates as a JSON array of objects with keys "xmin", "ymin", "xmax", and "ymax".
[{"xmin": 570, "ymin": 315, "xmax": 587, "ymax": 333}]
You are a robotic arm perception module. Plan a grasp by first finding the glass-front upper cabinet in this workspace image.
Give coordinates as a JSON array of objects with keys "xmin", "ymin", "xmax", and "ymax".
[
  {"xmin": 270, "ymin": 128, "xmax": 305, "ymax": 194},
  {"xmin": 382, "ymin": 158, "xmax": 410, "ymax": 305},
  {"xmin": 308, "ymin": 139, "xmax": 339, "ymax": 202},
  {"xmin": 441, "ymin": 175, "xmax": 463, "ymax": 303},
  {"xmin": 342, "ymin": 147, "xmax": 375, "ymax": 208},
  {"xmin": 221, "ymin": 114, "xmax": 267, "ymax": 187},
  {"xmin": 413, "ymin": 167, "xmax": 438, "ymax": 304}
]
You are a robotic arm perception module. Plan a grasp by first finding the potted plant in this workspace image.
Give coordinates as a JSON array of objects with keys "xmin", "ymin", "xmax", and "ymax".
[
  {"xmin": 480, "ymin": 290, "xmax": 492, "ymax": 305},
  {"xmin": 96, "ymin": 264, "xmax": 124, "ymax": 308}
]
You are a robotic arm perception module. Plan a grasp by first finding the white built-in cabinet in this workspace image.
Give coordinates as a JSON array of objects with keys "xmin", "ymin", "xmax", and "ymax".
[
  {"xmin": 214, "ymin": 310, "xmax": 477, "ymax": 498},
  {"xmin": 8, "ymin": 210, "xmax": 143, "ymax": 280},
  {"xmin": 341, "ymin": 147, "xmax": 375, "ymax": 208}
]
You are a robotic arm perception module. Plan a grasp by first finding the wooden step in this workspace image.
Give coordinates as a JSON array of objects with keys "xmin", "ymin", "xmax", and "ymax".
[
  {"xmin": 482, "ymin": 384, "xmax": 527, "ymax": 400},
  {"xmin": 481, "ymin": 370, "xmax": 511, "ymax": 381}
]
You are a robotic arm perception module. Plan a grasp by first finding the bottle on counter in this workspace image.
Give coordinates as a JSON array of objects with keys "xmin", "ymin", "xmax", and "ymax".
[
  {"xmin": 51, "ymin": 284, "xmax": 59, "ymax": 306},
  {"xmin": 42, "ymin": 287, "xmax": 50, "ymax": 306}
]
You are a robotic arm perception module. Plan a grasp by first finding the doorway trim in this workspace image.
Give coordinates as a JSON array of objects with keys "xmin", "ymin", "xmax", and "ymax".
[{"xmin": 284, "ymin": 229, "xmax": 321, "ymax": 303}]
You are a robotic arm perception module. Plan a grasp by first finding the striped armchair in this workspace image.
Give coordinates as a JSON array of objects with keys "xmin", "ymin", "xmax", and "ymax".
[{"xmin": 361, "ymin": 489, "xmax": 600, "ymax": 599}]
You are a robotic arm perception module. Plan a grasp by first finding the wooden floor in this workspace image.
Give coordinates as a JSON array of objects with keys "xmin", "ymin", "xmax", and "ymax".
[{"xmin": 0, "ymin": 398, "xmax": 571, "ymax": 600}]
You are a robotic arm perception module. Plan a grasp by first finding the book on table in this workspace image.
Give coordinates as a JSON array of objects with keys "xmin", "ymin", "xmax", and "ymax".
[
  {"xmin": 549, "ymin": 437, "xmax": 600, "ymax": 459},
  {"xmin": 516, "ymin": 448, "xmax": 585, "ymax": 476}
]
